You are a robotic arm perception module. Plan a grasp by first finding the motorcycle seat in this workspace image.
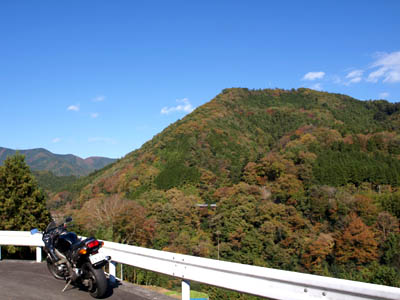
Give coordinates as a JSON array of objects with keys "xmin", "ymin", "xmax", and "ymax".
[
  {"xmin": 71, "ymin": 239, "xmax": 86, "ymax": 250},
  {"xmin": 71, "ymin": 237, "xmax": 96, "ymax": 251}
]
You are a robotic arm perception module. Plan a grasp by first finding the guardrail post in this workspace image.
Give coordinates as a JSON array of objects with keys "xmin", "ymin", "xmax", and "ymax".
[
  {"xmin": 109, "ymin": 261, "xmax": 117, "ymax": 284},
  {"xmin": 120, "ymin": 264, "xmax": 123, "ymax": 281},
  {"xmin": 36, "ymin": 247, "xmax": 42, "ymax": 262},
  {"xmin": 0, "ymin": 246, "xmax": 2, "ymax": 260},
  {"xmin": 182, "ymin": 279, "xmax": 190, "ymax": 300}
]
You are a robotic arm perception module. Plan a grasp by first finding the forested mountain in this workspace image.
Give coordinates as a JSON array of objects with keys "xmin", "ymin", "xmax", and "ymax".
[
  {"xmin": 0, "ymin": 147, "xmax": 116, "ymax": 176},
  {"xmin": 54, "ymin": 88, "xmax": 400, "ymax": 293}
]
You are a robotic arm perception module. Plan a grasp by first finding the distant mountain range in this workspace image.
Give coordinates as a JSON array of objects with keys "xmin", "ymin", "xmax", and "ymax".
[{"xmin": 0, "ymin": 147, "xmax": 116, "ymax": 176}]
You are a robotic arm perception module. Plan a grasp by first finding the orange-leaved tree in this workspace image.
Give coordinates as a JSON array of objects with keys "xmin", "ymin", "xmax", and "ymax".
[
  {"xmin": 335, "ymin": 213, "xmax": 378, "ymax": 265},
  {"xmin": 302, "ymin": 233, "xmax": 334, "ymax": 274}
]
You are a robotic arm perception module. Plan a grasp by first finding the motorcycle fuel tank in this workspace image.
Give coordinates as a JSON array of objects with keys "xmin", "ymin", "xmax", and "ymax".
[{"xmin": 56, "ymin": 232, "xmax": 78, "ymax": 253}]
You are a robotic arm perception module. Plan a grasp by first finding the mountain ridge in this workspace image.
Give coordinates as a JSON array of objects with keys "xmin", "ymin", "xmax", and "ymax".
[
  {"xmin": 0, "ymin": 147, "xmax": 116, "ymax": 177},
  {"xmin": 68, "ymin": 87, "xmax": 400, "ymax": 200}
]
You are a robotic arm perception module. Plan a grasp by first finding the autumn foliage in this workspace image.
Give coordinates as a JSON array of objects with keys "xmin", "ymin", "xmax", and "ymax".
[
  {"xmin": 335, "ymin": 213, "xmax": 378, "ymax": 265},
  {"xmin": 46, "ymin": 88, "xmax": 400, "ymax": 293}
]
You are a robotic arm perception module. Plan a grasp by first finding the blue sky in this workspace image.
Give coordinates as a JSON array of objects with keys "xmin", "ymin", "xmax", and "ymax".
[{"xmin": 1, "ymin": 1, "xmax": 399, "ymax": 158}]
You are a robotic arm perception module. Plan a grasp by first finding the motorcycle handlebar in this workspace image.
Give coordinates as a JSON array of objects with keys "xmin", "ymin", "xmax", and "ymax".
[
  {"xmin": 45, "ymin": 217, "xmax": 72, "ymax": 234},
  {"xmin": 31, "ymin": 217, "xmax": 73, "ymax": 236}
]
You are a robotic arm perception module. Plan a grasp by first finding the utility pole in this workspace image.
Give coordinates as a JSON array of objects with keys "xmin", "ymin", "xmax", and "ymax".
[{"xmin": 216, "ymin": 230, "xmax": 220, "ymax": 260}]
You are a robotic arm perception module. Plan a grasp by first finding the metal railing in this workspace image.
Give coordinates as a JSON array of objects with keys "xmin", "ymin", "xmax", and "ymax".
[
  {"xmin": 1, "ymin": 230, "xmax": 400, "ymax": 300},
  {"xmin": 0, "ymin": 231, "xmax": 43, "ymax": 262}
]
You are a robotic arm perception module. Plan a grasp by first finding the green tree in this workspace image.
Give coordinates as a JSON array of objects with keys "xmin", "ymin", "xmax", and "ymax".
[{"xmin": 0, "ymin": 154, "xmax": 50, "ymax": 231}]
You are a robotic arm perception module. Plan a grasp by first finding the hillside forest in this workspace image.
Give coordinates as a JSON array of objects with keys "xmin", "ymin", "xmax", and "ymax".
[{"xmin": 3, "ymin": 88, "xmax": 400, "ymax": 299}]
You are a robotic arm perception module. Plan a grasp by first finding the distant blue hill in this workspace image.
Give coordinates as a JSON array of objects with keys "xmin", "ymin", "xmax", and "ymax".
[{"xmin": 0, "ymin": 147, "xmax": 116, "ymax": 177}]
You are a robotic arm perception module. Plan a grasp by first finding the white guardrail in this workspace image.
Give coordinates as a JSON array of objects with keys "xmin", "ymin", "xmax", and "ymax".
[{"xmin": 1, "ymin": 231, "xmax": 400, "ymax": 300}]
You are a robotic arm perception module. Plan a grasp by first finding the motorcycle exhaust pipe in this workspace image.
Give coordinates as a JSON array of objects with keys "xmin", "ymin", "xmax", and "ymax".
[{"xmin": 54, "ymin": 249, "xmax": 67, "ymax": 266}]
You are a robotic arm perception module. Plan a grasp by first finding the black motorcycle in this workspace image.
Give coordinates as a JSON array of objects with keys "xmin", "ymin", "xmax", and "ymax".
[{"xmin": 31, "ymin": 217, "xmax": 111, "ymax": 298}]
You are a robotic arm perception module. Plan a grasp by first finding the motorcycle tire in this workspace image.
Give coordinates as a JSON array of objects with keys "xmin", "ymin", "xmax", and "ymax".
[
  {"xmin": 46, "ymin": 257, "xmax": 65, "ymax": 280},
  {"xmin": 83, "ymin": 262, "xmax": 108, "ymax": 298}
]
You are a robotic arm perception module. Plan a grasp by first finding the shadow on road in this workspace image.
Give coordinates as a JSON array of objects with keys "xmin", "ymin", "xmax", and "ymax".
[
  {"xmin": 63, "ymin": 278, "xmax": 116, "ymax": 299},
  {"xmin": 0, "ymin": 260, "xmax": 173, "ymax": 300}
]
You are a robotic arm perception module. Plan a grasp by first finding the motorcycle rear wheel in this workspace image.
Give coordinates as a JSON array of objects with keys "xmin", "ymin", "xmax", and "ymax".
[
  {"xmin": 83, "ymin": 262, "xmax": 108, "ymax": 298},
  {"xmin": 46, "ymin": 257, "xmax": 65, "ymax": 280}
]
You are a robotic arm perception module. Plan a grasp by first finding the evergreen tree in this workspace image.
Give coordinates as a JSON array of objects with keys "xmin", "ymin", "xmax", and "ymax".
[{"xmin": 0, "ymin": 154, "xmax": 50, "ymax": 231}]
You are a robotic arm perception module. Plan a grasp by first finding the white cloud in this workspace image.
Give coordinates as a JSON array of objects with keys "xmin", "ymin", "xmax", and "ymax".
[
  {"xmin": 52, "ymin": 137, "xmax": 61, "ymax": 143},
  {"xmin": 310, "ymin": 83, "xmax": 323, "ymax": 91},
  {"xmin": 88, "ymin": 137, "xmax": 117, "ymax": 144},
  {"xmin": 303, "ymin": 71, "xmax": 325, "ymax": 81},
  {"xmin": 67, "ymin": 104, "xmax": 80, "ymax": 111},
  {"xmin": 386, "ymin": 71, "xmax": 400, "ymax": 83},
  {"xmin": 90, "ymin": 112, "xmax": 99, "ymax": 118},
  {"xmin": 337, "ymin": 69, "xmax": 363, "ymax": 86},
  {"xmin": 367, "ymin": 67, "xmax": 388, "ymax": 83},
  {"xmin": 367, "ymin": 51, "xmax": 400, "ymax": 83},
  {"xmin": 161, "ymin": 98, "xmax": 194, "ymax": 115},
  {"xmin": 346, "ymin": 69, "xmax": 364, "ymax": 79},
  {"xmin": 92, "ymin": 95, "xmax": 105, "ymax": 102},
  {"xmin": 349, "ymin": 77, "xmax": 362, "ymax": 84},
  {"xmin": 379, "ymin": 92, "xmax": 390, "ymax": 99}
]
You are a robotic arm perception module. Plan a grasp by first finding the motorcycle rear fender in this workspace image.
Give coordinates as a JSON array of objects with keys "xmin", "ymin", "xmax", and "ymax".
[{"xmin": 92, "ymin": 255, "xmax": 111, "ymax": 268}]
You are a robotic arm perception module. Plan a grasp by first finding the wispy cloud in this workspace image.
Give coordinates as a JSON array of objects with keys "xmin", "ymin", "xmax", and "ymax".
[
  {"xmin": 52, "ymin": 137, "xmax": 61, "ymax": 143},
  {"xmin": 302, "ymin": 71, "xmax": 325, "ymax": 81},
  {"xmin": 367, "ymin": 51, "xmax": 400, "ymax": 83},
  {"xmin": 379, "ymin": 92, "xmax": 390, "ymax": 99},
  {"xmin": 346, "ymin": 69, "xmax": 363, "ymax": 79},
  {"xmin": 345, "ymin": 69, "xmax": 363, "ymax": 85},
  {"xmin": 88, "ymin": 137, "xmax": 117, "ymax": 144},
  {"xmin": 90, "ymin": 112, "xmax": 99, "ymax": 118},
  {"xmin": 161, "ymin": 98, "xmax": 194, "ymax": 115},
  {"xmin": 348, "ymin": 77, "xmax": 362, "ymax": 84},
  {"xmin": 92, "ymin": 95, "xmax": 105, "ymax": 102},
  {"xmin": 311, "ymin": 51, "xmax": 400, "ymax": 88},
  {"xmin": 310, "ymin": 83, "xmax": 323, "ymax": 91},
  {"xmin": 67, "ymin": 104, "xmax": 80, "ymax": 111}
]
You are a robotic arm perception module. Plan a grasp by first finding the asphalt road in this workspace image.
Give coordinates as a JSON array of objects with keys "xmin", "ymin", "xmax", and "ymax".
[{"xmin": 0, "ymin": 260, "xmax": 176, "ymax": 300}]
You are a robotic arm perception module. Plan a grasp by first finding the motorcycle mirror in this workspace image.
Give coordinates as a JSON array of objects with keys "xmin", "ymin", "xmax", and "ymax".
[
  {"xmin": 65, "ymin": 216, "xmax": 73, "ymax": 223},
  {"xmin": 30, "ymin": 228, "xmax": 39, "ymax": 235}
]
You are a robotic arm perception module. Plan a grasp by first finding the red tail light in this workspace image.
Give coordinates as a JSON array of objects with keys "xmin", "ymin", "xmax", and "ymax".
[{"xmin": 86, "ymin": 240, "xmax": 100, "ymax": 249}]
